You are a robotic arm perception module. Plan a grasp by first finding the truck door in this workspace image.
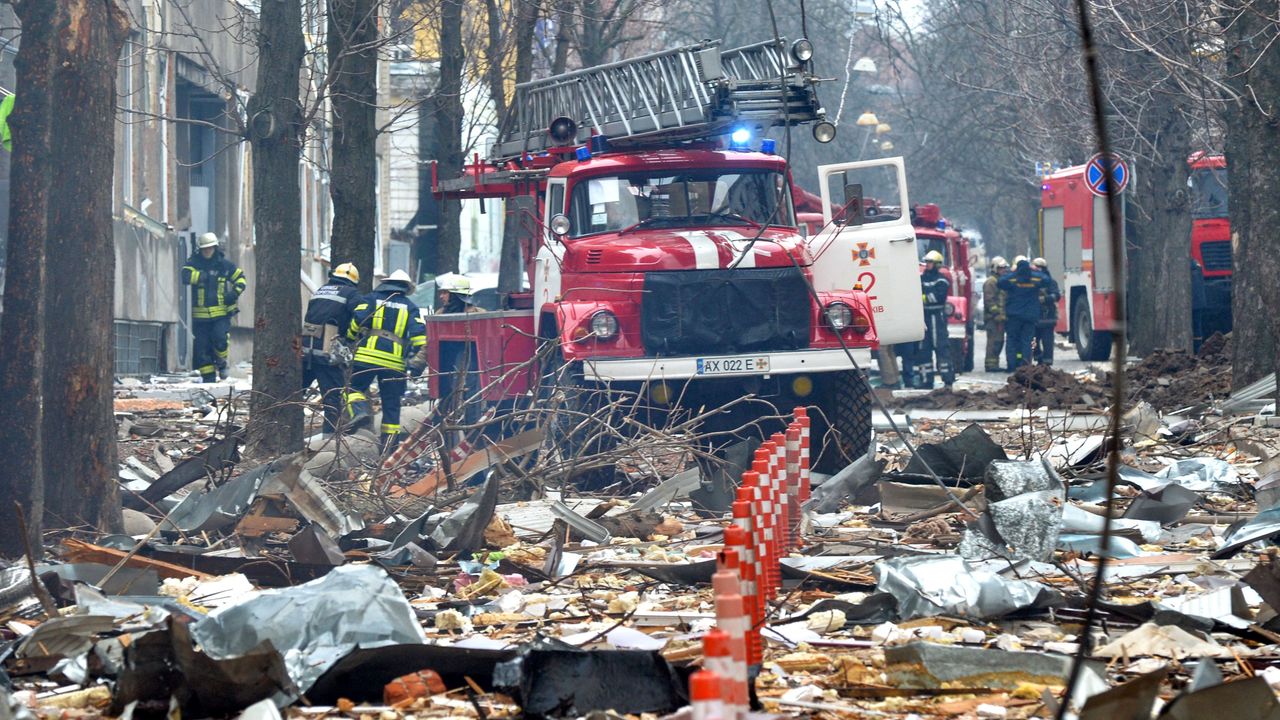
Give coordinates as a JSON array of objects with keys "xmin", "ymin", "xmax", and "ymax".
[
  {"xmin": 533, "ymin": 178, "xmax": 567, "ymax": 336},
  {"xmin": 807, "ymin": 158, "xmax": 925, "ymax": 345}
]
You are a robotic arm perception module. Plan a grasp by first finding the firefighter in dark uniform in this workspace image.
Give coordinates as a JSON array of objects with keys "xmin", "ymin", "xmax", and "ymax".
[
  {"xmin": 344, "ymin": 270, "xmax": 428, "ymax": 453},
  {"xmin": 1031, "ymin": 257, "xmax": 1061, "ymax": 365},
  {"xmin": 997, "ymin": 257, "xmax": 1052, "ymax": 371},
  {"xmin": 181, "ymin": 232, "xmax": 246, "ymax": 383},
  {"xmin": 983, "ymin": 256, "xmax": 1009, "ymax": 372},
  {"xmin": 905, "ymin": 250, "xmax": 955, "ymax": 388},
  {"xmin": 302, "ymin": 263, "xmax": 362, "ymax": 433}
]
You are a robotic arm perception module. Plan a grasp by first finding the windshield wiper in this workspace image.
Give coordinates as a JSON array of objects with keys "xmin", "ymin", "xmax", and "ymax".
[
  {"xmin": 617, "ymin": 216, "xmax": 677, "ymax": 234},
  {"xmin": 706, "ymin": 211, "xmax": 762, "ymax": 229}
]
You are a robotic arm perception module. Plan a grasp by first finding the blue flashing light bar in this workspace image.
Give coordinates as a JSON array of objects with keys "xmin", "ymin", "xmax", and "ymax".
[
  {"xmin": 576, "ymin": 146, "xmax": 592, "ymax": 161},
  {"xmin": 760, "ymin": 138, "xmax": 777, "ymax": 154}
]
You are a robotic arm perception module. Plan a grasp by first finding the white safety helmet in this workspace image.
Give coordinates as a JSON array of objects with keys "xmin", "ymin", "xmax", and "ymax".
[
  {"xmin": 385, "ymin": 269, "xmax": 413, "ymax": 284},
  {"xmin": 435, "ymin": 272, "xmax": 474, "ymax": 295},
  {"xmin": 1013, "ymin": 254, "xmax": 1029, "ymax": 266},
  {"xmin": 197, "ymin": 232, "xmax": 220, "ymax": 249},
  {"xmin": 991, "ymin": 256, "xmax": 1009, "ymax": 270},
  {"xmin": 383, "ymin": 269, "xmax": 415, "ymax": 292},
  {"xmin": 1032, "ymin": 257, "xmax": 1048, "ymax": 269}
]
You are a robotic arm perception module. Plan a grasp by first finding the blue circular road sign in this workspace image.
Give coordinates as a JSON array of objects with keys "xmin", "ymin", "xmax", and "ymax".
[{"xmin": 1085, "ymin": 153, "xmax": 1129, "ymax": 196}]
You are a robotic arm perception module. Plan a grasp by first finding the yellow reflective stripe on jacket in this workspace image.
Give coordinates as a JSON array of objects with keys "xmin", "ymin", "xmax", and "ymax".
[{"xmin": 353, "ymin": 346, "xmax": 407, "ymax": 370}]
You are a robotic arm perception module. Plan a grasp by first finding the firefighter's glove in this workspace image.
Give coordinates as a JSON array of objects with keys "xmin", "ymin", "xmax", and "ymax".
[
  {"xmin": 407, "ymin": 356, "xmax": 427, "ymax": 378},
  {"xmin": 330, "ymin": 342, "xmax": 354, "ymax": 367}
]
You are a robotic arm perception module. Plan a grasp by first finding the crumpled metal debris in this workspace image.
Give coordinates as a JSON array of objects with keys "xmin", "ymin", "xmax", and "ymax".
[
  {"xmin": 806, "ymin": 441, "xmax": 883, "ymax": 514},
  {"xmin": 1214, "ymin": 505, "xmax": 1280, "ymax": 558},
  {"xmin": 1159, "ymin": 676, "xmax": 1280, "ymax": 719},
  {"xmin": 1077, "ymin": 667, "xmax": 1166, "ymax": 720},
  {"xmin": 190, "ymin": 564, "xmax": 427, "ymax": 698},
  {"xmin": 1124, "ymin": 482, "xmax": 1200, "ymax": 525},
  {"xmin": 904, "ymin": 424, "xmax": 1007, "ymax": 481},
  {"xmin": 960, "ymin": 460, "xmax": 1064, "ymax": 563},
  {"xmin": 161, "ymin": 453, "xmax": 362, "ymax": 537},
  {"xmin": 874, "ymin": 555, "xmax": 1061, "ymax": 620}
]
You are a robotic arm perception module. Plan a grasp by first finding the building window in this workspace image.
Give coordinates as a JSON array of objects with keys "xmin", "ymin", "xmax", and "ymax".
[{"xmin": 114, "ymin": 320, "xmax": 166, "ymax": 376}]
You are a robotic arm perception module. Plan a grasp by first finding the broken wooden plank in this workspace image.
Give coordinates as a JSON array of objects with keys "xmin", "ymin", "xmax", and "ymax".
[{"xmin": 61, "ymin": 539, "xmax": 214, "ymax": 581}]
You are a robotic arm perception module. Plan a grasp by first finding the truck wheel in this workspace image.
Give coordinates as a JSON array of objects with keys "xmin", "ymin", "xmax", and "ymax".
[
  {"xmin": 810, "ymin": 370, "xmax": 874, "ymax": 474},
  {"xmin": 1072, "ymin": 299, "xmax": 1113, "ymax": 361}
]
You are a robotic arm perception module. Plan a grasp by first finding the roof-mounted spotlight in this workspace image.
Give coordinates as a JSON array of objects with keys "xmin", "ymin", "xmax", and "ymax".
[
  {"xmin": 812, "ymin": 121, "xmax": 836, "ymax": 143},
  {"xmin": 548, "ymin": 116, "xmax": 577, "ymax": 144}
]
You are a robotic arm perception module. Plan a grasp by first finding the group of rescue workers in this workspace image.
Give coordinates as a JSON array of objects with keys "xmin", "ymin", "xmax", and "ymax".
[
  {"xmin": 183, "ymin": 231, "xmax": 1059, "ymax": 435},
  {"xmin": 182, "ymin": 233, "xmax": 481, "ymax": 455},
  {"xmin": 982, "ymin": 255, "xmax": 1061, "ymax": 373}
]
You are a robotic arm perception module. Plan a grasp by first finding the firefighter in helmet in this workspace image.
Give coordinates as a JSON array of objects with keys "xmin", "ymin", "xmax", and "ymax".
[
  {"xmin": 904, "ymin": 249, "xmax": 955, "ymax": 388},
  {"xmin": 302, "ymin": 262, "xmax": 362, "ymax": 433},
  {"xmin": 1031, "ymin": 257, "xmax": 1061, "ymax": 365},
  {"xmin": 181, "ymin": 232, "xmax": 246, "ymax": 382},
  {"xmin": 983, "ymin": 256, "xmax": 1010, "ymax": 372},
  {"xmin": 997, "ymin": 257, "xmax": 1053, "ymax": 371},
  {"xmin": 434, "ymin": 272, "xmax": 484, "ymax": 315},
  {"xmin": 344, "ymin": 270, "xmax": 427, "ymax": 453}
]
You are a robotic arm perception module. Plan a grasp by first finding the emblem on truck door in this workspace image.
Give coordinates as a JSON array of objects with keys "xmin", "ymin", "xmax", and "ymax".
[{"xmin": 854, "ymin": 242, "xmax": 876, "ymax": 267}]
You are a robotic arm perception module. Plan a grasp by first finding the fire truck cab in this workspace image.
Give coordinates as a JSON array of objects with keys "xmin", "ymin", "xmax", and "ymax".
[
  {"xmin": 429, "ymin": 39, "xmax": 925, "ymax": 472},
  {"xmin": 1188, "ymin": 153, "xmax": 1232, "ymax": 343}
]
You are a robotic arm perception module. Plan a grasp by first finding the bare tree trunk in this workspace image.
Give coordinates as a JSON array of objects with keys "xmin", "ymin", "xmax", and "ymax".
[
  {"xmin": 433, "ymin": 0, "xmax": 465, "ymax": 274},
  {"xmin": 1127, "ymin": 107, "xmax": 1192, "ymax": 356},
  {"xmin": 1225, "ymin": 6, "xmax": 1280, "ymax": 392},
  {"xmin": 246, "ymin": 0, "xmax": 305, "ymax": 456},
  {"xmin": 0, "ymin": 0, "xmax": 55, "ymax": 558},
  {"xmin": 40, "ymin": 0, "xmax": 130, "ymax": 534},
  {"xmin": 552, "ymin": 0, "xmax": 572, "ymax": 74},
  {"xmin": 328, "ymin": 0, "xmax": 378, "ymax": 292},
  {"xmin": 498, "ymin": 0, "xmax": 540, "ymax": 296}
]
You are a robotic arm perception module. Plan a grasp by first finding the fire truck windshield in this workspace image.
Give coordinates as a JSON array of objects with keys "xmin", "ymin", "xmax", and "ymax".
[
  {"xmin": 566, "ymin": 169, "xmax": 794, "ymax": 238},
  {"xmin": 1190, "ymin": 168, "xmax": 1229, "ymax": 219}
]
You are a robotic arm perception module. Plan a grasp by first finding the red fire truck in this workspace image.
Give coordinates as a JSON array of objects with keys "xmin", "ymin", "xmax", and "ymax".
[
  {"xmin": 1187, "ymin": 153, "xmax": 1232, "ymax": 342},
  {"xmin": 427, "ymin": 39, "xmax": 925, "ymax": 472},
  {"xmin": 911, "ymin": 204, "xmax": 975, "ymax": 372},
  {"xmin": 1041, "ymin": 156, "xmax": 1232, "ymax": 361}
]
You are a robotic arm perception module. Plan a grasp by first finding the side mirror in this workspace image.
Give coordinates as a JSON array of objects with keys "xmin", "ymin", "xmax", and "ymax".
[
  {"xmin": 549, "ymin": 213, "xmax": 571, "ymax": 237},
  {"xmin": 843, "ymin": 183, "xmax": 865, "ymax": 227}
]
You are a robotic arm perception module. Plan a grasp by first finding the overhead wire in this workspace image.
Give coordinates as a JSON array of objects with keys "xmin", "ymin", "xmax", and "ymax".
[{"xmin": 1056, "ymin": 0, "xmax": 1128, "ymax": 714}]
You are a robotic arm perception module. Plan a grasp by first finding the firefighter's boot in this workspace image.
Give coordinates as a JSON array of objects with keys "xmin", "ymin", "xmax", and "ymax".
[
  {"xmin": 343, "ymin": 391, "xmax": 373, "ymax": 431},
  {"xmin": 379, "ymin": 431, "xmax": 402, "ymax": 456}
]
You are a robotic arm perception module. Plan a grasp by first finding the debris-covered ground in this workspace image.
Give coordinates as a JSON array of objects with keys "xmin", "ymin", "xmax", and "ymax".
[{"xmin": 4, "ymin": 347, "xmax": 1280, "ymax": 720}]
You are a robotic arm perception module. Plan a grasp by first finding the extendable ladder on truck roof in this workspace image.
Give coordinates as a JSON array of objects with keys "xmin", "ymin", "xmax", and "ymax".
[{"xmin": 492, "ymin": 38, "xmax": 830, "ymax": 162}]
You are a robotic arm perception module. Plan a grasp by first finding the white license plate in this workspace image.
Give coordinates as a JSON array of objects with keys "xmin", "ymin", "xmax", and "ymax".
[{"xmin": 695, "ymin": 355, "xmax": 771, "ymax": 376}]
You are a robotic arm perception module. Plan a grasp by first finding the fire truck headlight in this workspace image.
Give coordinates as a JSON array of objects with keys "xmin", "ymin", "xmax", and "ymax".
[
  {"xmin": 945, "ymin": 301, "xmax": 957, "ymax": 318},
  {"xmin": 812, "ymin": 121, "xmax": 836, "ymax": 144},
  {"xmin": 851, "ymin": 311, "xmax": 871, "ymax": 334},
  {"xmin": 824, "ymin": 302, "xmax": 853, "ymax": 331},
  {"xmin": 550, "ymin": 214, "xmax": 571, "ymax": 237},
  {"xmin": 590, "ymin": 310, "xmax": 619, "ymax": 339},
  {"xmin": 791, "ymin": 38, "xmax": 814, "ymax": 63}
]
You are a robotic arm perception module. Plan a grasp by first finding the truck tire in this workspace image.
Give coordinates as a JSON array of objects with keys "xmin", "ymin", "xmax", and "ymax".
[
  {"xmin": 810, "ymin": 370, "xmax": 874, "ymax": 474},
  {"xmin": 1072, "ymin": 299, "xmax": 1113, "ymax": 362}
]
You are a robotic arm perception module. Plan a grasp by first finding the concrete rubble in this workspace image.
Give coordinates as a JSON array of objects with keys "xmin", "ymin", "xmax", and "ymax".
[{"xmin": 4, "ymin": 359, "xmax": 1280, "ymax": 719}]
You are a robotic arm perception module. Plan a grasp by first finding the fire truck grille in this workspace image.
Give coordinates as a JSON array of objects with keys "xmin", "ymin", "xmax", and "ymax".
[
  {"xmin": 1201, "ymin": 241, "xmax": 1232, "ymax": 271},
  {"xmin": 640, "ymin": 267, "xmax": 812, "ymax": 356}
]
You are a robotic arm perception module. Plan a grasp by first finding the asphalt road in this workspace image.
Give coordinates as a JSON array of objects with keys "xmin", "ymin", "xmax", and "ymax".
[{"xmin": 846, "ymin": 327, "xmax": 1112, "ymax": 391}]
